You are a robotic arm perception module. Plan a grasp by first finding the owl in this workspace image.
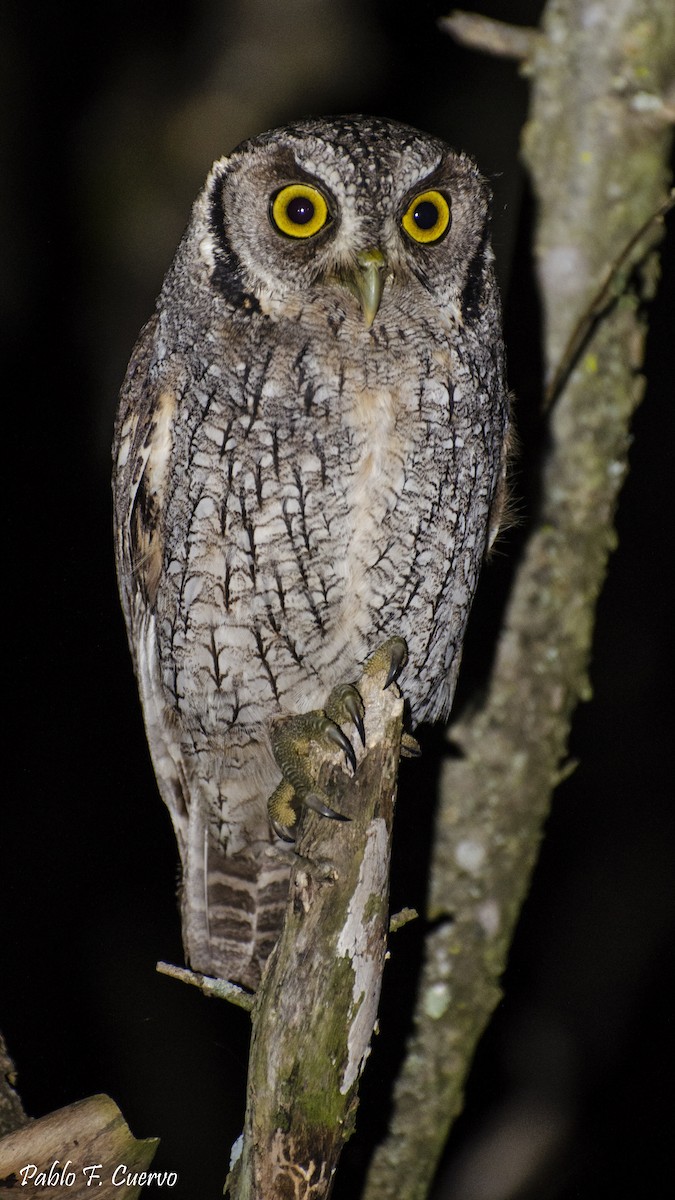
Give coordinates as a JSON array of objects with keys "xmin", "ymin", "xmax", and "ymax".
[{"xmin": 113, "ymin": 115, "xmax": 509, "ymax": 990}]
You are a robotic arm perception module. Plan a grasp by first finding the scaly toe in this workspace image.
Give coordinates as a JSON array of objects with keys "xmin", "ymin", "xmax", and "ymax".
[
  {"xmin": 267, "ymin": 778, "xmax": 299, "ymax": 842},
  {"xmin": 363, "ymin": 636, "xmax": 409, "ymax": 689},
  {"xmin": 269, "ymin": 711, "xmax": 353, "ymax": 840},
  {"xmin": 401, "ymin": 731, "xmax": 422, "ymax": 758}
]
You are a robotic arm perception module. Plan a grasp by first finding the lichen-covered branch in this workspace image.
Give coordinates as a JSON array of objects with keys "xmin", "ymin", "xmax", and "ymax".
[
  {"xmin": 363, "ymin": 4, "xmax": 675, "ymax": 1198},
  {"xmin": 156, "ymin": 961, "xmax": 255, "ymax": 1011},
  {"xmin": 227, "ymin": 670, "xmax": 404, "ymax": 1200}
]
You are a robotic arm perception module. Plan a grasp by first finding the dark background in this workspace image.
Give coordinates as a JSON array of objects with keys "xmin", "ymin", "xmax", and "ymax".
[{"xmin": 2, "ymin": 2, "xmax": 673, "ymax": 1197}]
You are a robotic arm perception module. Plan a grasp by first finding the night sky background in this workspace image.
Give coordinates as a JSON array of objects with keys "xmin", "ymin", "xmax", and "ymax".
[{"xmin": 3, "ymin": 2, "xmax": 673, "ymax": 1198}]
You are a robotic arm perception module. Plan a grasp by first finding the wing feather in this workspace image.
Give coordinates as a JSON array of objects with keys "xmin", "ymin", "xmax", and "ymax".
[{"xmin": 113, "ymin": 318, "xmax": 288, "ymax": 988}]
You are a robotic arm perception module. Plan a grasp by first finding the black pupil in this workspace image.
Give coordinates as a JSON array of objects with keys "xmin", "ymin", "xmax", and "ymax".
[
  {"xmin": 413, "ymin": 200, "xmax": 439, "ymax": 230},
  {"xmin": 287, "ymin": 195, "xmax": 315, "ymax": 225}
]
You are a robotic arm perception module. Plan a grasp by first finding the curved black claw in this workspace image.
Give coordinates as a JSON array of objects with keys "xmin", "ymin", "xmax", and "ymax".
[
  {"xmin": 268, "ymin": 711, "xmax": 356, "ymax": 841},
  {"xmin": 271, "ymin": 818, "xmax": 297, "ymax": 843},
  {"xmin": 326, "ymin": 682, "xmax": 366, "ymax": 749},
  {"xmin": 362, "ymin": 636, "xmax": 409, "ymax": 689},
  {"xmin": 323, "ymin": 720, "xmax": 357, "ymax": 773},
  {"xmin": 304, "ymin": 792, "xmax": 350, "ymax": 822},
  {"xmin": 341, "ymin": 689, "xmax": 366, "ymax": 747},
  {"xmin": 383, "ymin": 637, "xmax": 409, "ymax": 689}
]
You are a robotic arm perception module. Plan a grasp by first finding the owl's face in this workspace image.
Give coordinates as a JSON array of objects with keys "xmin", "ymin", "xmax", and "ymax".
[{"xmin": 193, "ymin": 116, "xmax": 493, "ymax": 331}]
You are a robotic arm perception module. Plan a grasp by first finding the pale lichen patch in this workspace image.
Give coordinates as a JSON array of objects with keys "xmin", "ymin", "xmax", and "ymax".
[
  {"xmin": 336, "ymin": 818, "xmax": 388, "ymax": 1094},
  {"xmin": 476, "ymin": 899, "xmax": 501, "ymax": 938},
  {"xmin": 454, "ymin": 838, "xmax": 486, "ymax": 874},
  {"xmin": 423, "ymin": 982, "xmax": 451, "ymax": 1020}
]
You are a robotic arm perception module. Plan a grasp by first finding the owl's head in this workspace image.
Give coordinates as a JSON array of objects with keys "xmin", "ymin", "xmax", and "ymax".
[{"xmin": 182, "ymin": 115, "xmax": 495, "ymax": 333}]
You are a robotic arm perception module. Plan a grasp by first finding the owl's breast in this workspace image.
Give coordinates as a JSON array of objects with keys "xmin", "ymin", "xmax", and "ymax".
[{"xmin": 155, "ymin": 322, "xmax": 500, "ymax": 732}]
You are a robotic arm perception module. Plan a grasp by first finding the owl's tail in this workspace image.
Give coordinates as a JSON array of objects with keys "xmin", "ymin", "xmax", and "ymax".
[
  {"xmin": 133, "ymin": 612, "xmax": 289, "ymax": 990},
  {"xmin": 181, "ymin": 806, "xmax": 290, "ymax": 992}
]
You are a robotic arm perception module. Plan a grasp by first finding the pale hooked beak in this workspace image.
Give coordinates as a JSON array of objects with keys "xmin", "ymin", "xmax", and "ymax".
[{"xmin": 349, "ymin": 248, "xmax": 387, "ymax": 328}]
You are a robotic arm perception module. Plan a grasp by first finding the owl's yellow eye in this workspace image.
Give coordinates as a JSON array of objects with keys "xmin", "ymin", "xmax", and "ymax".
[
  {"xmin": 401, "ymin": 190, "xmax": 451, "ymax": 244},
  {"xmin": 270, "ymin": 184, "xmax": 329, "ymax": 239}
]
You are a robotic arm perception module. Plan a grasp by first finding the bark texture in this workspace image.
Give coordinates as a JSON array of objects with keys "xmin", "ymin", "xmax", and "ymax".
[
  {"xmin": 0, "ymin": 1036, "xmax": 26, "ymax": 1141},
  {"xmin": 362, "ymin": 3, "xmax": 674, "ymax": 1198},
  {"xmin": 227, "ymin": 668, "xmax": 404, "ymax": 1200},
  {"xmin": 0, "ymin": 1094, "xmax": 158, "ymax": 1199}
]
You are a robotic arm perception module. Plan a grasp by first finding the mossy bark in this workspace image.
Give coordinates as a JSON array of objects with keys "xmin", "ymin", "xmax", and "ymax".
[{"xmin": 227, "ymin": 671, "xmax": 403, "ymax": 1200}]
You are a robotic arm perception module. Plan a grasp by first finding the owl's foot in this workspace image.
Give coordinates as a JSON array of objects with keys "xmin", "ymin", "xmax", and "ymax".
[
  {"xmin": 268, "ymin": 636, "xmax": 412, "ymax": 841},
  {"xmin": 268, "ymin": 711, "xmax": 355, "ymax": 841},
  {"xmin": 364, "ymin": 637, "xmax": 421, "ymax": 756},
  {"xmin": 401, "ymin": 731, "xmax": 422, "ymax": 758}
]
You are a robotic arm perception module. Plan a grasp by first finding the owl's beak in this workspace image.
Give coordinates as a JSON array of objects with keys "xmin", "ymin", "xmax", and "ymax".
[{"xmin": 351, "ymin": 248, "xmax": 387, "ymax": 328}]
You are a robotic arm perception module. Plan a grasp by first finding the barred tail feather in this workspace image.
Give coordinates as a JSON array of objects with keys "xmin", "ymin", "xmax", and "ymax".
[
  {"xmin": 182, "ymin": 815, "xmax": 290, "ymax": 990},
  {"xmin": 134, "ymin": 613, "xmax": 290, "ymax": 990}
]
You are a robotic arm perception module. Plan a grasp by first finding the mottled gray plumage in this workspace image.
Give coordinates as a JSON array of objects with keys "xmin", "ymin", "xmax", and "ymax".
[{"xmin": 113, "ymin": 115, "xmax": 509, "ymax": 989}]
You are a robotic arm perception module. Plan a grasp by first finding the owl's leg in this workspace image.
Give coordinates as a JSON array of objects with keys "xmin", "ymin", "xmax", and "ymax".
[{"xmin": 268, "ymin": 636, "xmax": 417, "ymax": 841}]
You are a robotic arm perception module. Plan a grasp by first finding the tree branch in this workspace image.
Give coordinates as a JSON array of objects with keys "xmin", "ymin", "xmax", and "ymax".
[
  {"xmin": 438, "ymin": 10, "xmax": 541, "ymax": 63},
  {"xmin": 227, "ymin": 667, "xmax": 404, "ymax": 1200},
  {"xmin": 0, "ymin": 1035, "xmax": 26, "ymax": 1141},
  {"xmin": 363, "ymin": 3, "xmax": 675, "ymax": 1197},
  {"xmin": 0, "ymin": 1094, "xmax": 158, "ymax": 1198}
]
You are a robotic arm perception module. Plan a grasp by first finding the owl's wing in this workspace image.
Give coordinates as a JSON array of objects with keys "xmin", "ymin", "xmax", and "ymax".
[
  {"xmin": 113, "ymin": 317, "xmax": 175, "ymax": 616},
  {"xmin": 113, "ymin": 322, "xmax": 290, "ymax": 989},
  {"xmin": 112, "ymin": 316, "xmax": 189, "ymax": 859}
]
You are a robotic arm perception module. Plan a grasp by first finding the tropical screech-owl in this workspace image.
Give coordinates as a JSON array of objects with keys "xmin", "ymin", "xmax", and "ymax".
[{"xmin": 113, "ymin": 116, "xmax": 509, "ymax": 990}]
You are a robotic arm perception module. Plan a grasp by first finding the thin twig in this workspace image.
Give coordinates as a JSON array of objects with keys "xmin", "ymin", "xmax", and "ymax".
[
  {"xmin": 389, "ymin": 907, "xmax": 418, "ymax": 933},
  {"xmin": 438, "ymin": 10, "xmax": 541, "ymax": 62},
  {"xmin": 156, "ymin": 961, "xmax": 255, "ymax": 1012}
]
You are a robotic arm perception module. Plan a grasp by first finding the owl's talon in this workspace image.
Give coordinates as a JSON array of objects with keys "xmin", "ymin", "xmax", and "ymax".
[
  {"xmin": 269, "ymin": 709, "xmax": 357, "ymax": 840},
  {"xmin": 304, "ymin": 792, "xmax": 350, "ymax": 822},
  {"xmin": 384, "ymin": 638, "xmax": 409, "ymax": 688},
  {"xmin": 271, "ymin": 819, "xmax": 296, "ymax": 843},
  {"xmin": 322, "ymin": 720, "xmax": 357, "ymax": 773},
  {"xmin": 267, "ymin": 776, "xmax": 348, "ymax": 843},
  {"xmin": 326, "ymin": 683, "xmax": 366, "ymax": 747},
  {"xmin": 342, "ymin": 689, "xmax": 366, "ymax": 747},
  {"xmin": 361, "ymin": 638, "xmax": 419, "ymax": 759}
]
